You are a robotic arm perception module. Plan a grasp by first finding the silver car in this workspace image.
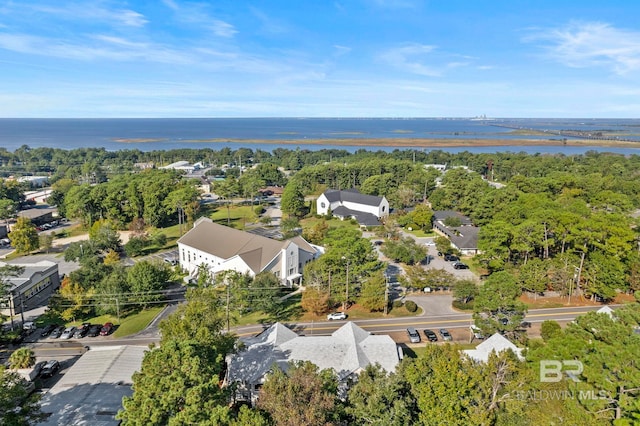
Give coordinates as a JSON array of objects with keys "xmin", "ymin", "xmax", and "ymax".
[{"xmin": 60, "ymin": 326, "xmax": 76, "ymax": 339}]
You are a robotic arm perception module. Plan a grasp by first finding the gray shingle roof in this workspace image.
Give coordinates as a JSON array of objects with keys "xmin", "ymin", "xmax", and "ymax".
[
  {"xmin": 323, "ymin": 189, "xmax": 384, "ymax": 207},
  {"xmin": 227, "ymin": 322, "xmax": 400, "ymax": 386}
]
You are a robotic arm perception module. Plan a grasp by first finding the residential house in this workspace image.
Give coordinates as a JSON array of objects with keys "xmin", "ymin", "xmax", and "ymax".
[
  {"xmin": 432, "ymin": 210, "xmax": 480, "ymax": 255},
  {"xmin": 177, "ymin": 218, "xmax": 322, "ymax": 286},
  {"xmin": 463, "ymin": 333, "xmax": 524, "ymax": 363},
  {"xmin": 0, "ymin": 260, "xmax": 60, "ymax": 318},
  {"xmin": 225, "ymin": 321, "xmax": 402, "ymax": 404},
  {"xmin": 160, "ymin": 160, "xmax": 203, "ymax": 174},
  {"xmin": 316, "ymin": 189, "xmax": 389, "ymax": 227}
]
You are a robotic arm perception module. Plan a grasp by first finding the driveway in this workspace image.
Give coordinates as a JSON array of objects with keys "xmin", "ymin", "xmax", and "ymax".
[{"xmin": 405, "ymin": 293, "xmax": 457, "ymax": 316}]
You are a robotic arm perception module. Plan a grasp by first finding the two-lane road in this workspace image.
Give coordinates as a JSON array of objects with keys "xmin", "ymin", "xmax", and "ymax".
[{"xmin": 233, "ymin": 304, "xmax": 614, "ymax": 337}]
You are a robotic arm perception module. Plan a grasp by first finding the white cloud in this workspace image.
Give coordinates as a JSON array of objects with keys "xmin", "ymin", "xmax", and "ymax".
[
  {"xmin": 528, "ymin": 21, "xmax": 640, "ymax": 75},
  {"xmin": 379, "ymin": 44, "xmax": 441, "ymax": 76},
  {"xmin": 27, "ymin": 3, "xmax": 148, "ymax": 27},
  {"xmin": 210, "ymin": 19, "xmax": 237, "ymax": 38},
  {"xmin": 333, "ymin": 45, "xmax": 352, "ymax": 56}
]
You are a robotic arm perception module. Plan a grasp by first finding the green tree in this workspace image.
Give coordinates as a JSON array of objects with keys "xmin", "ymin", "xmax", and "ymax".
[
  {"xmin": 8, "ymin": 348, "xmax": 35, "ymax": 369},
  {"xmin": 126, "ymin": 261, "xmax": 170, "ymax": 307},
  {"xmin": 159, "ymin": 288, "xmax": 235, "ymax": 350},
  {"xmin": 473, "ymin": 271, "xmax": 527, "ymax": 337},
  {"xmin": 258, "ymin": 361, "xmax": 341, "ymax": 426},
  {"xmin": 281, "ymin": 182, "xmax": 306, "ymax": 218},
  {"xmin": 453, "ymin": 279, "xmax": 478, "ymax": 304},
  {"xmin": 345, "ymin": 364, "xmax": 415, "ymax": 426},
  {"xmin": 89, "ymin": 219, "xmax": 122, "ymax": 252},
  {"xmin": 540, "ymin": 320, "xmax": 562, "ymax": 341},
  {"xmin": 7, "ymin": 217, "xmax": 39, "ymax": 254},
  {"xmin": 0, "ymin": 366, "xmax": 45, "ymax": 426},
  {"xmin": 358, "ymin": 272, "xmax": 386, "ymax": 312},
  {"xmin": 118, "ymin": 340, "xmax": 232, "ymax": 425}
]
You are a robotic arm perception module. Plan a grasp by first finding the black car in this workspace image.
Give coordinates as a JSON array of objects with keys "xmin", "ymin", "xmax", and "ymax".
[
  {"xmin": 444, "ymin": 254, "xmax": 459, "ymax": 262},
  {"xmin": 40, "ymin": 360, "xmax": 60, "ymax": 378},
  {"xmin": 49, "ymin": 325, "xmax": 65, "ymax": 339},
  {"xmin": 40, "ymin": 324, "xmax": 58, "ymax": 337},
  {"xmin": 87, "ymin": 324, "xmax": 102, "ymax": 337},
  {"xmin": 423, "ymin": 329, "xmax": 438, "ymax": 342},
  {"xmin": 73, "ymin": 324, "xmax": 90, "ymax": 338},
  {"xmin": 499, "ymin": 317, "xmax": 510, "ymax": 326},
  {"xmin": 453, "ymin": 261, "xmax": 469, "ymax": 269}
]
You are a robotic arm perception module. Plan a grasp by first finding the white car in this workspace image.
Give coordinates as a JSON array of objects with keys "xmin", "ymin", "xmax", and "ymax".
[{"xmin": 327, "ymin": 312, "xmax": 347, "ymax": 321}]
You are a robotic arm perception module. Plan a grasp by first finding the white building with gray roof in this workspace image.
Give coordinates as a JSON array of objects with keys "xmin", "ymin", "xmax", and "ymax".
[
  {"xmin": 316, "ymin": 189, "xmax": 389, "ymax": 226},
  {"xmin": 177, "ymin": 218, "xmax": 323, "ymax": 286},
  {"xmin": 225, "ymin": 321, "xmax": 402, "ymax": 404}
]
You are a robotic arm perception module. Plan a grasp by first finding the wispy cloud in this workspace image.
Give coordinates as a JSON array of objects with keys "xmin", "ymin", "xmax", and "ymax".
[
  {"xmin": 379, "ymin": 44, "xmax": 442, "ymax": 76},
  {"xmin": 333, "ymin": 45, "xmax": 352, "ymax": 56},
  {"xmin": 28, "ymin": 3, "xmax": 148, "ymax": 27},
  {"xmin": 211, "ymin": 19, "xmax": 237, "ymax": 38},
  {"xmin": 527, "ymin": 21, "xmax": 640, "ymax": 75}
]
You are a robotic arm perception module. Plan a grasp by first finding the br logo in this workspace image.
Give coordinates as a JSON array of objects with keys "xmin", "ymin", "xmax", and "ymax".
[{"xmin": 540, "ymin": 360, "xmax": 583, "ymax": 382}]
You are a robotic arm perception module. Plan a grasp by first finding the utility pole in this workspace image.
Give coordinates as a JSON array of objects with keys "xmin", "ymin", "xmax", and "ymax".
[
  {"xmin": 384, "ymin": 276, "xmax": 389, "ymax": 315},
  {"xmin": 342, "ymin": 256, "xmax": 350, "ymax": 311},
  {"xmin": 226, "ymin": 284, "xmax": 231, "ymax": 332}
]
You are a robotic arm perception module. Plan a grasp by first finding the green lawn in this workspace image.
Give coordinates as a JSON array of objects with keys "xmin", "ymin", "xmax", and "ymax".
[
  {"xmin": 300, "ymin": 216, "xmax": 360, "ymax": 231},
  {"xmin": 208, "ymin": 205, "xmax": 258, "ymax": 230},
  {"xmin": 402, "ymin": 228, "xmax": 435, "ymax": 238}
]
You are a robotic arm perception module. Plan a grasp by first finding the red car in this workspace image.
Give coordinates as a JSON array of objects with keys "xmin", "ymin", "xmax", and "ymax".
[{"xmin": 99, "ymin": 322, "xmax": 114, "ymax": 336}]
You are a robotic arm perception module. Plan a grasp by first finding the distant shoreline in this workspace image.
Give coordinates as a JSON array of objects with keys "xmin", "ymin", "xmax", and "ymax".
[{"xmin": 112, "ymin": 137, "xmax": 640, "ymax": 149}]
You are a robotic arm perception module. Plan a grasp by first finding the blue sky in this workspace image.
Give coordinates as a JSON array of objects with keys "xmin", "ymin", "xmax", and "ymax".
[{"xmin": 0, "ymin": 0, "xmax": 639, "ymax": 118}]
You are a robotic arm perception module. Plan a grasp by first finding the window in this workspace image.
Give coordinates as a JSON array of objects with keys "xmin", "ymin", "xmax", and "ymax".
[{"xmin": 382, "ymin": 206, "xmax": 386, "ymax": 212}]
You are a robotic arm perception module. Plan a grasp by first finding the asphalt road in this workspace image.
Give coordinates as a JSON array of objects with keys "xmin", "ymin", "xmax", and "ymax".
[{"xmin": 231, "ymin": 304, "xmax": 612, "ymax": 338}]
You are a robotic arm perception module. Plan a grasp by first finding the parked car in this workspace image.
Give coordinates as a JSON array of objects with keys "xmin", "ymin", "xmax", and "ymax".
[
  {"xmin": 327, "ymin": 312, "xmax": 347, "ymax": 321},
  {"xmin": 444, "ymin": 254, "xmax": 459, "ymax": 262},
  {"xmin": 87, "ymin": 324, "xmax": 102, "ymax": 337},
  {"xmin": 60, "ymin": 326, "xmax": 76, "ymax": 339},
  {"xmin": 423, "ymin": 329, "xmax": 438, "ymax": 342},
  {"xmin": 40, "ymin": 360, "xmax": 60, "ymax": 378},
  {"xmin": 439, "ymin": 328, "xmax": 452, "ymax": 341},
  {"xmin": 499, "ymin": 317, "xmax": 510, "ymax": 326},
  {"xmin": 23, "ymin": 321, "xmax": 37, "ymax": 335},
  {"xmin": 519, "ymin": 321, "xmax": 532, "ymax": 328},
  {"xmin": 73, "ymin": 324, "xmax": 89, "ymax": 338},
  {"xmin": 470, "ymin": 325, "xmax": 484, "ymax": 339},
  {"xmin": 41, "ymin": 324, "xmax": 58, "ymax": 337},
  {"xmin": 99, "ymin": 322, "xmax": 114, "ymax": 336},
  {"xmin": 49, "ymin": 325, "xmax": 65, "ymax": 339},
  {"xmin": 407, "ymin": 327, "xmax": 421, "ymax": 343},
  {"xmin": 453, "ymin": 261, "xmax": 469, "ymax": 269}
]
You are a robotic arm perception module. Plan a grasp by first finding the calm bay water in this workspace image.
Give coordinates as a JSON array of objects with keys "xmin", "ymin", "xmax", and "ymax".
[{"xmin": 1, "ymin": 117, "xmax": 640, "ymax": 155}]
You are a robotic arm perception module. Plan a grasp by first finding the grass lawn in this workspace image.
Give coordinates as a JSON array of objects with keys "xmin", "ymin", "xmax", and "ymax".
[
  {"xmin": 300, "ymin": 216, "xmax": 360, "ymax": 231},
  {"xmin": 35, "ymin": 306, "xmax": 164, "ymax": 338},
  {"xmin": 402, "ymin": 228, "xmax": 435, "ymax": 238},
  {"xmin": 208, "ymin": 205, "xmax": 258, "ymax": 230}
]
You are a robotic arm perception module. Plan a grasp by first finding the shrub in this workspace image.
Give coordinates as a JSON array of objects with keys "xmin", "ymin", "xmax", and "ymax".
[
  {"xmin": 452, "ymin": 300, "xmax": 474, "ymax": 311},
  {"xmin": 392, "ymin": 300, "xmax": 403, "ymax": 309},
  {"xmin": 124, "ymin": 236, "xmax": 148, "ymax": 257},
  {"xmin": 152, "ymin": 233, "xmax": 167, "ymax": 247},
  {"xmin": 254, "ymin": 205, "xmax": 264, "ymax": 215},
  {"xmin": 405, "ymin": 300, "xmax": 418, "ymax": 312}
]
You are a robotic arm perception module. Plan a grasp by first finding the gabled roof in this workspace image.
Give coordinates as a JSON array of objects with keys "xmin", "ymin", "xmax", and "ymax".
[
  {"xmin": 178, "ymin": 218, "xmax": 318, "ymax": 274},
  {"xmin": 433, "ymin": 210, "xmax": 474, "ymax": 225},
  {"xmin": 330, "ymin": 206, "xmax": 382, "ymax": 227},
  {"xmin": 178, "ymin": 218, "xmax": 286, "ymax": 273},
  {"xmin": 322, "ymin": 189, "xmax": 385, "ymax": 207},
  {"xmin": 227, "ymin": 322, "xmax": 401, "ymax": 386},
  {"xmin": 463, "ymin": 333, "xmax": 523, "ymax": 363}
]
